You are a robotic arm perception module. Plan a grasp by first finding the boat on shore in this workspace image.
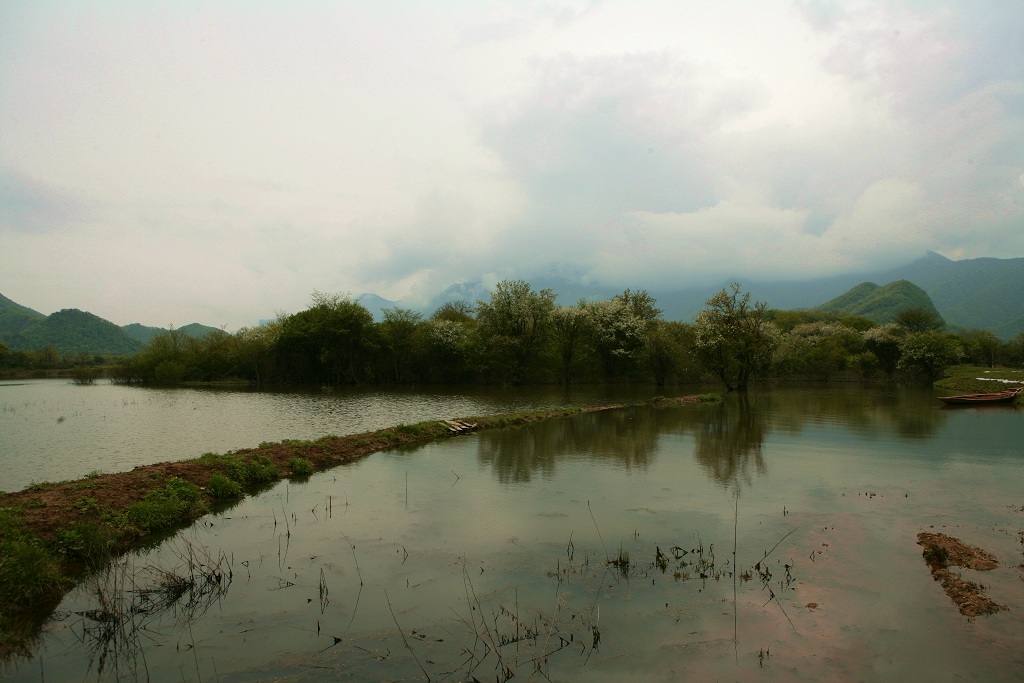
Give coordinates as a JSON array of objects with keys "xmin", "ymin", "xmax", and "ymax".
[{"xmin": 938, "ymin": 387, "xmax": 1024, "ymax": 405}]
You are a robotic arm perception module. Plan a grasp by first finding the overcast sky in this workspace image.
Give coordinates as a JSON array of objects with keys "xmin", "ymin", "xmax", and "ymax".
[{"xmin": 1, "ymin": 1, "xmax": 1022, "ymax": 329}]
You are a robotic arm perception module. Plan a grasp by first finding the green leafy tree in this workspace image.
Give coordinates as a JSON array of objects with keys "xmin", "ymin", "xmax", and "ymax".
[
  {"xmin": 550, "ymin": 304, "xmax": 592, "ymax": 384},
  {"xmin": 1011, "ymin": 332, "xmax": 1024, "ymax": 369},
  {"xmin": 431, "ymin": 301, "xmax": 475, "ymax": 323},
  {"xmin": 895, "ymin": 306, "xmax": 945, "ymax": 333},
  {"xmin": 693, "ymin": 284, "xmax": 780, "ymax": 391},
  {"xmin": 773, "ymin": 321, "xmax": 866, "ymax": 379},
  {"xmin": 958, "ymin": 328, "xmax": 1002, "ymax": 368},
  {"xmin": 234, "ymin": 320, "xmax": 281, "ymax": 387},
  {"xmin": 642, "ymin": 320, "xmax": 696, "ymax": 387},
  {"xmin": 117, "ymin": 326, "xmax": 187, "ymax": 383},
  {"xmin": 275, "ymin": 292, "xmax": 375, "ymax": 385},
  {"xmin": 183, "ymin": 328, "xmax": 234, "ymax": 381},
  {"xmin": 475, "ymin": 280, "xmax": 556, "ymax": 383},
  {"xmin": 421, "ymin": 318, "xmax": 471, "ymax": 383},
  {"xmin": 616, "ymin": 288, "xmax": 662, "ymax": 325},
  {"xmin": 379, "ymin": 308, "xmax": 423, "ymax": 382}
]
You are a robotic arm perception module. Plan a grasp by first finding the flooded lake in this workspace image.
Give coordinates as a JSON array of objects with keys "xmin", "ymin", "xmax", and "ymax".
[
  {"xmin": 0, "ymin": 380, "xmax": 653, "ymax": 493},
  {"xmin": 2, "ymin": 383, "xmax": 1024, "ymax": 681}
]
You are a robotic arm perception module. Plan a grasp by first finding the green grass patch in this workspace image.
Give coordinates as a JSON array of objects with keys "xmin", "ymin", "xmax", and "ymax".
[
  {"xmin": 287, "ymin": 457, "xmax": 314, "ymax": 478},
  {"xmin": 127, "ymin": 478, "xmax": 206, "ymax": 534},
  {"xmin": 0, "ymin": 508, "xmax": 63, "ymax": 606},
  {"xmin": 49, "ymin": 521, "xmax": 117, "ymax": 566},
  {"xmin": 223, "ymin": 454, "xmax": 278, "ymax": 487},
  {"xmin": 201, "ymin": 452, "xmax": 279, "ymax": 488},
  {"xmin": 934, "ymin": 365, "xmax": 1024, "ymax": 394},
  {"xmin": 206, "ymin": 473, "xmax": 242, "ymax": 500}
]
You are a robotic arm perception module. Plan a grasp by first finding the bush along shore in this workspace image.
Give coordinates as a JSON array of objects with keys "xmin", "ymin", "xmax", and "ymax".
[{"xmin": 0, "ymin": 396, "xmax": 713, "ymax": 658}]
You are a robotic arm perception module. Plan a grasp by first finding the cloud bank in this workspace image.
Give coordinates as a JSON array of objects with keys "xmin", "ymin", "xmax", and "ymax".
[{"xmin": 1, "ymin": 0, "xmax": 1021, "ymax": 328}]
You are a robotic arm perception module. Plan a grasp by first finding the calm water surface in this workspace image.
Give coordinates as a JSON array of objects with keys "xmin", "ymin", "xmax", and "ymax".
[
  {"xmin": 0, "ymin": 380, "xmax": 652, "ymax": 492},
  {"xmin": 2, "ymin": 385, "xmax": 1023, "ymax": 681}
]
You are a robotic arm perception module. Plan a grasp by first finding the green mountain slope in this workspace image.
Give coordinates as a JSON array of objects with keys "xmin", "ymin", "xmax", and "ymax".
[
  {"xmin": 815, "ymin": 280, "xmax": 943, "ymax": 325},
  {"xmin": 0, "ymin": 293, "xmax": 47, "ymax": 345},
  {"xmin": 886, "ymin": 254, "xmax": 1024, "ymax": 335},
  {"xmin": 13, "ymin": 309, "xmax": 143, "ymax": 356},
  {"xmin": 122, "ymin": 322, "xmax": 220, "ymax": 344},
  {"xmin": 648, "ymin": 253, "xmax": 1022, "ymax": 337}
]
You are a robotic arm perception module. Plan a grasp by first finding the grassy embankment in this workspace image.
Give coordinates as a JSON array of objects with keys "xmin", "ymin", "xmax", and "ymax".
[
  {"xmin": 934, "ymin": 365, "xmax": 1024, "ymax": 397},
  {"xmin": 0, "ymin": 395, "xmax": 715, "ymax": 658}
]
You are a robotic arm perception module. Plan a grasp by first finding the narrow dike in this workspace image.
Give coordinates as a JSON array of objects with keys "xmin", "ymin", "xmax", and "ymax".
[{"xmin": 1, "ymin": 404, "xmax": 639, "ymax": 658}]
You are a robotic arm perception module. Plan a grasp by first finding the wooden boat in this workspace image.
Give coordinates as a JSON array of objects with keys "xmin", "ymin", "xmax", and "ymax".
[{"xmin": 938, "ymin": 387, "xmax": 1024, "ymax": 405}]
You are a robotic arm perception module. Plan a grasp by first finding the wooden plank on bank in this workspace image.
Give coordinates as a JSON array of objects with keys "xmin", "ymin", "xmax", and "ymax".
[{"xmin": 441, "ymin": 419, "xmax": 478, "ymax": 434}]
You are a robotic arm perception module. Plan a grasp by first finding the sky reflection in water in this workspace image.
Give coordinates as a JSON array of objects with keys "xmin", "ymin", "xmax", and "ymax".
[{"xmin": 4, "ymin": 387, "xmax": 1024, "ymax": 682}]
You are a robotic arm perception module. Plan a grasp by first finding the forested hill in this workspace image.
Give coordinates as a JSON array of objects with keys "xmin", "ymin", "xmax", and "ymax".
[
  {"xmin": 122, "ymin": 322, "xmax": 221, "ymax": 344},
  {"xmin": 4, "ymin": 308, "xmax": 143, "ymax": 356},
  {"xmin": 885, "ymin": 253, "xmax": 1024, "ymax": 338},
  {"xmin": 0, "ymin": 293, "xmax": 46, "ymax": 342},
  {"xmin": 1, "ymin": 293, "xmax": 222, "ymax": 355},
  {"xmin": 643, "ymin": 253, "xmax": 1024, "ymax": 338},
  {"xmin": 815, "ymin": 280, "xmax": 942, "ymax": 325}
]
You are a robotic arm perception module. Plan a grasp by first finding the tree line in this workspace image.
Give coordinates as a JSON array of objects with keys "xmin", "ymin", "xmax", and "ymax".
[{"xmin": 5, "ymin": 281, "xmax": 1022, "ymax": 388}]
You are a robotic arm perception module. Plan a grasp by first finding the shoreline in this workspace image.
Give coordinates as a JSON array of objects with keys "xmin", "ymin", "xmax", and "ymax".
[{"xmin": 0, "ymin": 396, "xmax": 709, "ymax": 658}]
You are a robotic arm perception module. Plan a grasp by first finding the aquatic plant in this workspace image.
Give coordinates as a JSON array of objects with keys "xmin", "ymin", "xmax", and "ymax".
[{"xmin": 71, "ymin": 540, "xmax": 232, "ymax": 679}]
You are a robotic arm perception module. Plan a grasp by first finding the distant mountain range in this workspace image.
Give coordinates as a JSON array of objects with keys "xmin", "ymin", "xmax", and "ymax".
[
  {"xmin": 359, "ymin": 252, "xmax": 1024, "ymax": 339},
  {"xmin": 4, "ymin": 252, "xmax": 1022, "ymax": 357},
  {"xmin": 0, "ymin": 294, "xmax": 219, "ymax": 356},
  {"xmin": 121, "ymin": 322, "xmax": 222, "ymax": 345}
]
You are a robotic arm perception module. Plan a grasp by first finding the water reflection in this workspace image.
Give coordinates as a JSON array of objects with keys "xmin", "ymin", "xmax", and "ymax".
[
  {"xmin": 0, "ymin": 380, "xmax": 656, "ymax": 491},
  {"xmin": 760, "ymin": 385, "xmax": 948, "ymax": 439},
  {"xmin": 477, "ymin": 407, "xmax": 684, "ymax": 483},
  {"xmin": 694, "ymin": 394, "xmax": 767, "ymax": 488},
  {"xmin": 63, "ymin": 539, "xmax": 231, "ymax": 680},
  {"xmin": 5, "ymin": 388, "xmax": 1023, "ymax": 682},
  {"xmin": 474, "ymin": 386, "xmax": 952, "ymax": 487}
]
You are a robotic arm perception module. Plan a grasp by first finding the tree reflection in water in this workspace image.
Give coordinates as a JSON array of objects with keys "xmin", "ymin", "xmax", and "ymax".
[
  {"xmin": 694, "ymin": 394, "xmax": 768, "ymax": 488},
  {"xmin": 474, "ymin": 386, "xmax": 947, "ymax": 486},
  {"xmin": 476, "ymin": 407, "xmax": 676, "ymax": 483}
]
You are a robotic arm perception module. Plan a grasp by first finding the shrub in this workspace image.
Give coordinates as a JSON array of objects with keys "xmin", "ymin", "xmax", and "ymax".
[
  {"xmin": 221, "ymin": 454, "xmax": 277, "ymax": 488},
  {"xmin": 127, "ymin": 478, "xmax": 206, "ymax": 534},
  {"xmin": 287, "ymin": 457, "xmax": 314, "ymax": 478},
  {"xmin": 71, "ymin": 367, "xmax": 100, "ymax": 385},
  {"xmin": 243, "ymin": 455, "xmax": 278, "ymax": 485},
  {"xmin": 50, "ymin": 521, "xmax": 116, "ymax": 565},
  {"xmin": 206, "ymin": 473, "xmax": 242, "ymax": 500},
  {"xmin": 0, "ymin": 539, "xmax": 62, "ymax": 605},
  {"xmin": 0, "ymin": 508, "xmax": 62, "ymax": 605}
]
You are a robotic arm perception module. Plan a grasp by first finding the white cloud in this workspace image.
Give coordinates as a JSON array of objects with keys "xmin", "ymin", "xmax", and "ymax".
[{"xmin": 0, "ymin": 0, "xmax": 1021, "ymax": 327}]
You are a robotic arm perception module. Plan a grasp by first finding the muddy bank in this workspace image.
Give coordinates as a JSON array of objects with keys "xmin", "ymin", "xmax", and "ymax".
[{"xmin": 917, "ymin": 531, "xmax": 1008, "ymax": 617}]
